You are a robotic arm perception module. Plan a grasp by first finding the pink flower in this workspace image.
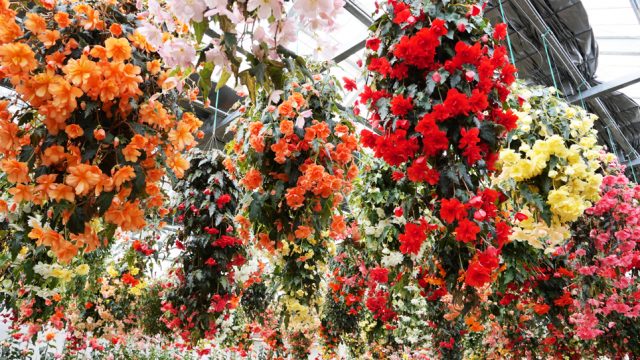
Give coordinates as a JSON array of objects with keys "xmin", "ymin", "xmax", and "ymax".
[
  {"xmin": 247, "ymin": 0, "xmax": 283, "ymax": 20},
  {"xmin": 167, "ymin": 0, "xmax": 207, "ymax": 23},
  {"xmin": 159, "ymin": 38, "xmax": 196, "ymax": 68}
]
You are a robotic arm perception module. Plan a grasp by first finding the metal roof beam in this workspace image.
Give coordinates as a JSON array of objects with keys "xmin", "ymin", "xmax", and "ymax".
[
  {"xmin": 512, "ymin": 0, "xmax": 640, "ymax": 159},
  {"xmin": 344, "ymin": 0, "xmax": 373, "ymax": 27},
  {"xmin": 567, "ymin": 72, "xmax": 640, "ymax": 104}
]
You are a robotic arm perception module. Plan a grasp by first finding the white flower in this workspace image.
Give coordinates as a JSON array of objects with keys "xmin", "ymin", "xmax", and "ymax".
[
  {"xmin": 167, "ymin": 0, "xmax": 207, "ymax": 23},
  {"xmin": 159, "ymin": 38, "xmax": 196, "ymax": 68},
  {"xmin": 269, "ymin": 18, "xmax": 297, "ymax": 45},
  {"xmin": 381, "ymin": 251, "xmax": 403, "ymax": 268},
  {"xmin": 293, "ymin": 0, "xmax": 333, "ymax": 19},
  {"xmin": 247, "ymin": 0, "xmax": 283, "ymax": 20},
  {"xmin": 136, "ymin": 23, "xmax": 163, "ymax": 49}
]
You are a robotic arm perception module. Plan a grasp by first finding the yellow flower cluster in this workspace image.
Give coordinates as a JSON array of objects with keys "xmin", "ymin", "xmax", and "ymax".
[
  {"xmin": 497, "ymin": 85, "xmax": 604, "ymax": 246},
  {"xmin": 510, "ymin": 208, "xmax": 570, "ymax": 253}
]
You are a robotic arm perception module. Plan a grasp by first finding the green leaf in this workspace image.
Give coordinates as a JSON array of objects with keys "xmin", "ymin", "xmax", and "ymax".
[
  {"xmin": 193, "ymin": 20, "xmax": 208, "ymax": 44},
  {"xmin": 198, "ymin": 62, "xmax": 215, "ymax": 101},
  {"xmin": 216, "ymin": 69, "xmax": 232, "ymax": 91}
]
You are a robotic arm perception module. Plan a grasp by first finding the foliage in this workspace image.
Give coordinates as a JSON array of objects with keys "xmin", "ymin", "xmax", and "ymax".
[{"xmin": 161, "ymin": 149, "xmax": 245, "ymax": 343}]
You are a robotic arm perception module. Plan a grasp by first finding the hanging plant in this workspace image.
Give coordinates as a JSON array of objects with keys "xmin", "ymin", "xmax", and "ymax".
[
  {"xmin": 226, "ymin": 67, "xmax": 359, "ymax": 343},
  {"xmin": 161, "ymin": 148, "xmax": 245, "ymax": 343},
  {"xmin": 0, "ymin": 0, "xmax": 201, "ymax": 267},
  {"xmin": 0, "ymin": 0, "xmax": 201, "ymax": 341},
  {"xmin": 355, "ymin": 0, "xmax": 516, "ymax": 355},
  {"xmin": 496, "ymin": 84, "xmax": 605, "ymax": 253}
]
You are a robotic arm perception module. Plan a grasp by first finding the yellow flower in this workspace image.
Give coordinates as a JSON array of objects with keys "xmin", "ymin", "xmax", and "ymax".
[
  {"xmin": 51, "ymin": 268, "xmax": 73, "ymax": 283},
  {"xmin": 106, "ymin": 265, "xmax": 118, "ymax": 278},
  {"xmin": 129, "ymin": 266, "xmax": 139, "ymax": 276},
  {"xmin": 75, "ymin": 264, "xmax": 90, "ymax": 276}
]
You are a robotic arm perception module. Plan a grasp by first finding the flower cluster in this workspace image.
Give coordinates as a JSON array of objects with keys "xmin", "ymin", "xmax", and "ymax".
[
  {"xmin": 497, "ymin": 85, "xmax": 604, "ymax": 253},
  {"xmin": 138, "ymin": 0, "xmax": 345, "ymax": 104},
  {"xmin": 226, "ymin": 70, "xmax": 358, "ymax": 340},
  {"xmin": 160, "ymin": 149, "xmax": 245, "ymax": 343},
  {"xmin": 0, "ymin": 0, "xmax": 200, "ymax": 266}
]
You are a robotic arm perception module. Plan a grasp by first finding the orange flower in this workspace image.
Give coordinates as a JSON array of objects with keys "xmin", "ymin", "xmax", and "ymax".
[
  {"xmin": 241, "ymin": 169, "xmax": 262, "ymax": 191},
  {"xmin": 167, "ymin": 153, "xmax": 189, "ymax": 179},
  {"xmin": 24, "ymin": 13, "xmax": 47, "ymax": 34},
  {"xmin": 146, "ymin": 59, "xmax": 161, "ymax": 75},
  {"xmin": 112, "ymin": 166, "xmax": 136, "ymax": 188},
  {"xmin": 49, "ymin": 78, "xmax": 83, "ymax": 111},
  {"xmin": 63, "ymin": 55, "xmax": 99, "ymax": 91},
  {"xmin": 54, "ymin": 238, "xmax": 78, "ymax": 264},
  {"xmin": 105, "ymin": 37, "xmax": 131, "ymax": 61},
  {"xmin": 0, "ymin": 159, "xmax": 29, "ymax": 183},
  {"xmin": 89, "ymin": 45, "xmax": 107, "ymax": 60},
  {"xmin": 289, "ymin": 92, "xmax": 306, "ymax": 109},
  {"xmin": 122, "ymin": 143, "xmax": 141, "ymax": 162},
  {"xmin": 0, "ymin": 14, "xmax": 22, "ymax": 44},
  {"xmin": 294, "ymin": 226, "xmax": 313, "ymax": 239},
  {"xmin": 279, "ymin": 120, "xmax": 294, "ymax": 136},
  {"xmin": 65, "ymin": 124, "xmax": 84, "ymax": 139},
  {"xmin": 277, "ymin": 100, "xmax": 295, "ymax": 118},
  {"xmin": 0, "ymin": 43, "xmax": 37, "ymax": 75},
  {"xmin": 8, "ymin": 184, "xmax": 34, "ymax": 203},
  {"xmin": 54, "ymin": 12, "xmax": 71, "ymax": 28},
  {"xmin": 168, "ymin": 122, "xmax": 195, "ymax": 150},
  {"xmin": 38, "ymin": 30, "xmax": 60, "ymax": 48},
  {"xmin": 47, "ymin": 183, "xmax": 75, "ymax": 203},
  {"xmin": 70, "ymin": 225, "xmax": 101, "ymax": 253},
  {"xmin": 285, "ymin": 186, "xmax": 305, "ymax": 209},
  {"xmin": 105, "ymin": 200, "xmax": 146, "ymax": 231},
  {"xmin": 65, "ymin": 164, "xmax": 102, "ymax": 195},
  {"xmin": 42, "ymin": 145, "xmax": 66, "ymax": 166},
  {"xmin": 109, "ymin": 23, "xmax": 123, "ymax": 37},
  {"xmin": 330, "ymin": 215, "xmax": 346, "ymax": 239},
  {"xmin": 311, "ymin": 122, "xmax": 330, "ymax": 140},
  {"xmin": 0, "ymin": 118, "xmax": 19, "ymax": 154}
]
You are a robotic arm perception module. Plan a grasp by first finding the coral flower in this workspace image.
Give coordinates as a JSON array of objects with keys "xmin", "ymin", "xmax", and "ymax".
[
  {"xmin": 64, "ymin": 124, "xmax": 84, "ymax": 139},
  {"xmin": 48, "ymin": 183, "xmax": 75, "ymax": 203},
  {"xmin": 105, "ymin": 37, "xmax": 132, "ymax": 61},
  {"xmin": 8, "ymin": 184, "xmax": 33, "ymax": 203},
  {"xmin": 24, "ymin": 13, "xmax": 47, "ymax": 34},
  {"xmin": 168, "ymin": 122, "xmax": 195, "ymax": 150},
  {"xmin": 66, "ymin": 164, "xmax": 102, "ymax": 195},
  {"xmin": 241, "ymin": 169, "xmax": 263, "ymax": 191},
  {"xmin": 37, "ymin": 30, "xmax": 60, "ymax": 48},
  {"xmin": 54, "ymin": 12, "xmax": 71, "ymax": 28},
  {"xmin": 112, "ymin": 166, "xmax": 136, "ymax": 188},
  {"xmin": 295, "ymin": 225, "xmax": 313, "ymax": 239},
  {"xmin": 63, "ymin": 55, "xmax": 99, "ymax": 90},
  {"xmin": 0, "ymin": 43, "xmax": 38, "ymax": 75},
  {"xmin": 0, "ymin": 159, "xmax": 29, "ymax": 183},
  {"xmin": 277, "ymin": 100, "xmax": 295, "ymax": 118}
]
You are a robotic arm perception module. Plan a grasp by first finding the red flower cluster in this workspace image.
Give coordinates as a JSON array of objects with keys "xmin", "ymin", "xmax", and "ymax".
[
  {"xmin": 465, "ymin": 246, "xmax": 500, "ymax": 288},
  {"xmin": 366, "ymin": 289, "xmax": 397, "ymax": 322}
]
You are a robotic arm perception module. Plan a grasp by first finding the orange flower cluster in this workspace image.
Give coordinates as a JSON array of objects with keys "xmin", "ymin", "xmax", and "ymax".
[{"xmin": 0, "ymin": 1, "xmax": 201, "ymax": 264}]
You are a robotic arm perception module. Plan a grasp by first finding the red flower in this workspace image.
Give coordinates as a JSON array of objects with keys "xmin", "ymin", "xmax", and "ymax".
[
  {"xmin": 443, "ymin": 88, "xmax": 471, "ymax": 117},
  {"xmin": 416, "ymin": 114, "xmax": 448, "ymax": 157},
  {"xmin": 493, "ymin": 23, "xmax": 508, "ymax": 41},
  {"xmin": 216, "ymin": 194, "xmax": 232, "ymax": 209},
  {"xmin": 391, "ymin": 171, "xmax": 405, "ymax": 181},
  {"xmin": 369, "ymin": 267, "xmax": 389, "ymax": 283},
  {"xmin": 390, "ymin": 94, "xmax": 413, "ymax": 116},
  {"xmin": 406, "ymin": 158, "xmax": 439, "ymax": 185},
  {"xmin": 440, "ymin": 198, "xmax": 467, "ymax": 224},
  {"xmin": 205, "ymin": 258, "xmax": 217, "ymax": 267},
  {"xmin": 455, "ymin": 218, "xmax": 480, "ymax": 243},
  {"xmin": 533, "ymin": 303, "xmax": 551, "ymax": 315},
  {"xmin": 392, "ymin": 2, "xmax": 413, "ymax": 24},
  {"xmin": 342, "ymin": 77, "xmax": 357, "ymax": 92},
  {"xmin": 554, "ymin": 291, "xmax": 573, "ymax": 307},
  {"xmin": 399, "ymin": 222, "xmax": 428, "ymax": 254},
  {"xmin": 459, "ymin": 127, "xmax": 482, "ymax": 165},
  {"xmin": 465, "ymin": 261, "xmax": 491, "ymax": 287},
  {"xmin": 477, "ymin": 246, "xmax": 500, "ymax": 269},
  {"xmin": 121, "ymin": 273, "xmax": 139, "ymax": 287},
  {"xmin": 366, "ymin": 37, "xmax": 381, "ymax": 51},
  {"xmin": 368, "ymin": 57, "xmax": 392, "ymax": 77}
]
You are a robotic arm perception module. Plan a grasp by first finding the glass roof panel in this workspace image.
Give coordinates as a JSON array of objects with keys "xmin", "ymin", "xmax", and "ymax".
[{"xmin": 582, "ymin": 0, "xmax": 640, "ymax": 103}]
